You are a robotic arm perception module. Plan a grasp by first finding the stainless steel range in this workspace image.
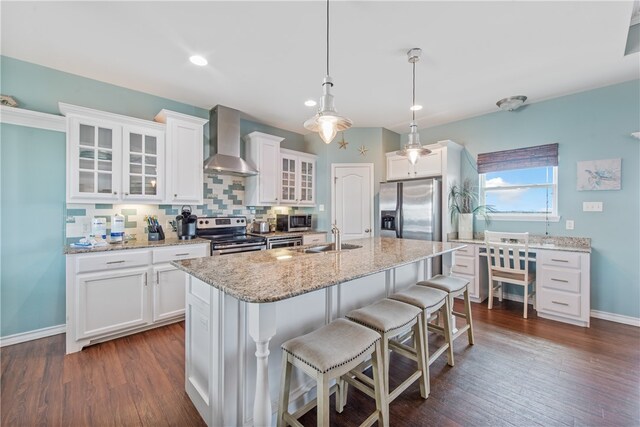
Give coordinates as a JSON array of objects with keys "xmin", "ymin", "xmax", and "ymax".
[{"xmin": 196, "ymin": 216, "xmax": 266, "ymax": 255}]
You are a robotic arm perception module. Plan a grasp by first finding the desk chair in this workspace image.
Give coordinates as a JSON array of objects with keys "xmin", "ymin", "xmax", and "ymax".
[{"xmin": 485, "ymin": 231, "xmax": 535, "ymax": 318}]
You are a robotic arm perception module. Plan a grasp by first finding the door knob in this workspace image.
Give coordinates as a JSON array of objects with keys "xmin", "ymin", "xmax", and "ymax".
[{"xmin": 365, "ymin": 228, "xmax": 371, "ymax": 233}]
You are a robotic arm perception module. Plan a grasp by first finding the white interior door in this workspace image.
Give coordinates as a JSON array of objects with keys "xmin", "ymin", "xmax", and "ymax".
[{"xmin": 332, "ymin": 164, "xmax": 374, "ymax": 241}]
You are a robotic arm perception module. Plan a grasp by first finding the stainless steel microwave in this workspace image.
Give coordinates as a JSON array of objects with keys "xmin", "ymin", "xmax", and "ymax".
[{"xmin": 276, "ymin": 214, "xmax": 312, "ymax": 232}]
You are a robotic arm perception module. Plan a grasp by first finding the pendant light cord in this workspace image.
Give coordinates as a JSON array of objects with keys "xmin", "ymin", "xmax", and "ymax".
[
  {"xmin": 326, "ymin": 0, "xmax": 330, "ymax": 76},
  {"xmin": 412, "ymin": 61, "xmax": 416, "ymax": 121}
]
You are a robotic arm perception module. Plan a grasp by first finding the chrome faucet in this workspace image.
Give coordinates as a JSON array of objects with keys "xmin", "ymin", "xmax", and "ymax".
[{"xmin": 332, "ymin": 223, "xmax": 342, "ymax": 251}]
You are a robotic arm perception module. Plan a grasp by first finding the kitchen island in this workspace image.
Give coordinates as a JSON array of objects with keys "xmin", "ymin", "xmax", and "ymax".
[{"xmin": 173, "ymin": 237, "xmax": 466, "ymax": 426}]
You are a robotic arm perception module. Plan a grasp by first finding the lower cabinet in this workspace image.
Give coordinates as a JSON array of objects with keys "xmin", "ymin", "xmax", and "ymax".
[
  {"xmin": 302, "ymin": 232, "xmax": 327, "ymax": 245},
  {"xmin": 450, "ymin": 244, "xmax": 487, "ymax": 302},
  {"xmin": 66, "ymin": 242, "xmax": 208, "ymax": 354},
  {"xmin": 76, "ymin": 266, "xmax": 149, "ymax": 339},
  {"xmin": 153, "ymin": 263, "xmax": 188, "ymax": 322},
  {"xmin": 537, "ymin": 250, "xmax": 590, "ymax": 327}
]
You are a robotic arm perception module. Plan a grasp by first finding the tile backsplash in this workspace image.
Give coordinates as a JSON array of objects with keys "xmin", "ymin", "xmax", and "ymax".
[{"xmin": 65, "ymin": 173, "xmax": 311, "ymax": 244}]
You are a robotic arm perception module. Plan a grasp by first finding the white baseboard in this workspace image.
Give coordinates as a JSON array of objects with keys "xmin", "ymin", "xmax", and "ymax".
[
  {"xmin": 0, "ymin": 324, "xmax": 66, "ymax": 347},
  {"xmin": 590, "ymin": 310, "xmax": 640, "ymax": 327},
  {"xmin": 499, "ymin": 293, "xmax": 639, "ymax": 327}
]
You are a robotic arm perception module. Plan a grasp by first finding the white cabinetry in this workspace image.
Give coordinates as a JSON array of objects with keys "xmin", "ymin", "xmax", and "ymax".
[
  {"xmin": 302, "ymin": 232, "xmax": 327, "ymax": 245},
  {"xmin": 244, "ymin": 132, "xmax": 284, "ymax": 206},
  {"xmin": 67, "ymin": 116, "xmax": 122, "ymax": 200},
  {"xmin": 66, "ymin": 242, "xmax": 208, "ymax": 354},
  {"xmin": 122, "ymin": 125, "xmax": 164, "ymax": 202},
  {"xmin": 450, "ymin": 244, "xmax": 486, "ymax": 302},
  {"xmin": 386, "ymin": 150, "xmax": 441, "ymax": 181},
  {"xmin": 61, "ymin": 103, "xmax": 207, "ymax": 204},
  {"xmin": 537, "ymin": 250, "xmax": 591, "ymax": 327},
  {"xmin": 155, "ymin": 110, "xmax": 208, "ymax": 205},
  {"xmin": 280, "ymin": 148, "xmax": 316, "ymax": 206}
]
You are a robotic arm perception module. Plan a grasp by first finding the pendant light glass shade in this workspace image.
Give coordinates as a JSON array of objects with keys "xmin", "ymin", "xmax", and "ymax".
[
  {"xmin": 304, "ymin": 0, "xmax": 352, "ymax": 143},
  {"xmin": 397, "ymin": 48, "xmax": 430, "ymax": 164}
]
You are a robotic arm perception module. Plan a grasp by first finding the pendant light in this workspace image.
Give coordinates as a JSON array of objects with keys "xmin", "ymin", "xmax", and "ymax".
[
  {"xmin": 397, "ymin": 48, "xmax": 431, "ymax": 165},
  {"xmin": 304, "ymin": 0, "xmax": 352, "ymax": 144}
]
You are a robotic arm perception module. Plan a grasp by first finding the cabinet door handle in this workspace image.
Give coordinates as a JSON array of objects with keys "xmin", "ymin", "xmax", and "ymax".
[
  {"xmin": 552, "ymin": 300, "xmax": 569, "ymax": 306},
  {"xmin": 175, "ymin": 253, "xmax": 189, "ymax": 256},
  {"xmin": 156, "ymin": 271, "xmax": 160, "ymax": 284},
  {"xmin": 551, "ymin": 278, "xmax": 569, "ymax": 283},
  {"xmin": 457, "ymin": 264, "xmax": 468, "ymax": 268},
  {"xmin": 113, "ymin": 191, "xmax": 118, "ymax": 195},
  {"xmin": 144, "ymin": 272, "xmax": 148, "ymax": 287},
  {"xmin": 125, "ymin": 192, "xmax": 129, "ymax": 196},
  {"xmin": 174, "ymin": 194, "xmax": 178, "ymax": 197},
  {"xmin": 551, "ymin": 259, "xmax": 569, "ymax": 263},
  {"xmin": 107, "ymin": 260, "xmax": 125, "ymax": 265}
]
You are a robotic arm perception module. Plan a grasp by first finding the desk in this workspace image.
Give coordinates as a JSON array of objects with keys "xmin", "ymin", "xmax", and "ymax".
[{"xmin": 444, "ymin": 239, "xmax": 591, "ymax": 328}]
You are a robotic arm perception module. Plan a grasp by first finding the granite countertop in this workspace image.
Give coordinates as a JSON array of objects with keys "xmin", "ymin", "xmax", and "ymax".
[
  {"xmin": 449, "ymin": 234, "xmax": 591, "ymax": 253},
  {"xmin": 64, "ymin": 236, "xmax": 210, "ymax": 255},
  {"xmin": 173, "ymin": 237, "xmax": 466, "ymax": 303}
]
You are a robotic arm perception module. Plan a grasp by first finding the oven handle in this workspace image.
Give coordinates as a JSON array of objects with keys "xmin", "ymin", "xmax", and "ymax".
[
  {"xmin": 213, "ymin": 242, "xmax": 267, "ymax": 250},
  {"xmin": 213, "ymin": 245, "xmax": 266, "ymax": 255}
]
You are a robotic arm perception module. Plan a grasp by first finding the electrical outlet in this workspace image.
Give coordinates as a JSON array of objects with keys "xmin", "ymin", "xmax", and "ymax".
[
  {"xmin": 583, "ymin": 202, "xmax": 603, "ymax": 212},
  {"xmin": 566, "ymin": 220, "xmax": 574, "ymax": 230}
]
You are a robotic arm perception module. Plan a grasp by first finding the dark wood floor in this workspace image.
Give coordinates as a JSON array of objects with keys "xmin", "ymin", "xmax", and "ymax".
[{"xmin": 2, "ymin": 300, "xmax": 639, "ymax": 426}]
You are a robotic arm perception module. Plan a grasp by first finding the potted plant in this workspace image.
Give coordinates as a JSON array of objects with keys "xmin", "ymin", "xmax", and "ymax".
[{"xmin": 448, "ymin": 178, "xmax": 495, "ymax": 240}]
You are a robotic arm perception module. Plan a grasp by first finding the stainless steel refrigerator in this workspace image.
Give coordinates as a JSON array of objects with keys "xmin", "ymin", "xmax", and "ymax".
[{"xmin": 380, "ymin": 178, "xmax": 442, "ymax": 271}]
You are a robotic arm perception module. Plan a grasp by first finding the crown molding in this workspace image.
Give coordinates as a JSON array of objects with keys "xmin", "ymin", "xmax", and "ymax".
[{"xmin": 0, "ymin": 105, "xmax": 65, "ymax": 132}]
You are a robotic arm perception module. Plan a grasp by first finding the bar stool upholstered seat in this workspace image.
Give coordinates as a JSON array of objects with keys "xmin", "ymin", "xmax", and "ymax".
[
  {"xmin": 345, "ymin": 299, "xmax": 428, "ymax": 404},
  {"xmin": 388, "ymin": 285, "xmax": 454, "ymax": 395},
  {"xmin": 417, "ymin": 274, "xmax": 475, "ymax": 346},
  {"xmin": 278, "ymin": 318, "xmax": 388, "ymax": 427}
]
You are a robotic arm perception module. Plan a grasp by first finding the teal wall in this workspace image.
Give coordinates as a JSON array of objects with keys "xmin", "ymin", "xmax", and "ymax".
[
  {"xmin": 411, "ymin": 80, "xmax": 640, "ymax": 318},
  {"xmin": 1, "ymin": 124, "xmax": 66, "ymax": 336},
  {"xmin": 305, "ymin": 128, "xmax": 401, "ymax": 233}
]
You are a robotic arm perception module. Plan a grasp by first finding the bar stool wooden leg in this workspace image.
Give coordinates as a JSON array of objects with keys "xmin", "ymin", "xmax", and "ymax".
[
  {"xmin": 316, "ymin": 375, "xmax": 330, "ymax": 427},
  {"xmin": 277, "ymin": 354, "xmax": 292, "ymax": 427},
  {"xmin": 442, "ymin": 297, "xmax": 455, "ymax": 366},
  {"xmin": 371, "ymin": 341, "xmax": 389, "ymax": 427},
  {"xmin": 488, "ymin": 279, "xmax": 494, "ymax": 310},
  {"xmin": 415, "ymin": 316, "xmax": 429, "ymax": 399},
  {"xmin": 464, "ymin": 288, "xmax": 475, "ymax": 345}
]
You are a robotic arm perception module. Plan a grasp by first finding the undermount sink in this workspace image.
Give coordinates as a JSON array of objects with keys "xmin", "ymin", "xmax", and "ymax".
[{"xmin": 298, "ymin": 243, "xmax": 362, "ymax": 254}]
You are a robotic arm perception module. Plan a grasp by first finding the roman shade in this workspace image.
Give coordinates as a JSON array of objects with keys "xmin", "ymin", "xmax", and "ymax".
[{"xmin": 477, "ymin": 143, "xmax": 559, "ymax": 174}]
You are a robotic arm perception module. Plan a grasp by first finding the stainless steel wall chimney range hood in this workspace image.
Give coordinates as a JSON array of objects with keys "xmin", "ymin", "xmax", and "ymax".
[{"xmin": 203, "ymin": 105, "xmax": 258, "ymax": 177}]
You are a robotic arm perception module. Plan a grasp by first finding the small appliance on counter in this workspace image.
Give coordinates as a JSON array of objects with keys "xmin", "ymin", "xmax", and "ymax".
[
  {"xmin": 252, "ymin": 220, "xmax": 269, "ymax": 234},
  {"xmin": 276, "ymin": 214, "xmax": 312, "ymax": 232},
  {"xmin": 176, "ymin": 205, "xmax": 197, "ymax": 240},
  {"xmin": 110, "ymin": 213, "xmax": 125, "ymax": 243}
]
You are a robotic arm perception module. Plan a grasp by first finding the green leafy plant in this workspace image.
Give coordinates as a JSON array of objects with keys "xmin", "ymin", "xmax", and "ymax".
[{"xmin": 448, "ymin": 178, "xmax": 496, "ymax": 225}]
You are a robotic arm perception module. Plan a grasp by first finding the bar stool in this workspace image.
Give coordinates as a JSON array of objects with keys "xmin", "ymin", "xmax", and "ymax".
[
  {"xmin": 344, "ymin": 298, "xmax": 428, "ymax": 404},
  {"xmin": 418, "ymin": 275, "xmax": 475, "ymax": 346},
  {"xmin": 278, "ymin": 318, "xmax": 388, "ymax": 427},
  {"xmin": 388, "ymin": 285, "xmax": 454, "ymax": 396}
]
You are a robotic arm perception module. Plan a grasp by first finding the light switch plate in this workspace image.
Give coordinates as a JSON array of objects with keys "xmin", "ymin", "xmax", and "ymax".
[
  {"xmin": 319, "ymin": 204, "xmax": 325, "ymax": 212},
  {"xmin": 583, "ymin": 202, "xmax": 603, "ymax": 212},
  {"xmin": 566, "ymin": 220, "xmax": 574, "ymax": 230}
]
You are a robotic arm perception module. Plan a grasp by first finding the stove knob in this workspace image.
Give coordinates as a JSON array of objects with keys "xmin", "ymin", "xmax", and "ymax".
[
  {"xmin": 199, "ymin": 220, "xmax": 203, "ymax": 224},
  {"xmin": 236, "ymin": 219, "xmax": 240, "ymax": 223},
  {"xmin": 205, "ymin": 220, "xmax": 209, "ymax": 224}
]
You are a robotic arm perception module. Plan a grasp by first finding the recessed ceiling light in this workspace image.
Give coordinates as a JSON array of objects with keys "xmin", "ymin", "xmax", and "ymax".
[
  {"xmin": 304, "ymin": 99, "xmax": 317, "ymax": 107},
  {"xmin": 410, "ymin": 104, "xmax": 423, "ymax": 111},
  {"xmin": 189, "ymin": 55, "xmax": 208, "ymax": 66}
]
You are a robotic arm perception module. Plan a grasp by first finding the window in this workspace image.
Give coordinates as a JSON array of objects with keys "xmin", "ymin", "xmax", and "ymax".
[
  {"xmin": 480, "ymin": 166, "xmax": 559, "ymax": 221},
  {"xmin": 477, "ymin": 143, "xmax": 559, "ymax": 221}
]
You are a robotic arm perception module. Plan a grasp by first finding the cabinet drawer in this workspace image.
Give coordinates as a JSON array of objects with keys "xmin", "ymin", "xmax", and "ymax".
[
  {"xmin": 454, "ymin": 244, "xmax": 475, "ymax": 256},
  {"xmin": 77, "ymin": 251, "xmax": 150, "ymax": 273},
  {"xmin": 542, "ymin": 251, "xmax": 581, "ymax": 269},
  {"xmin": 302, "ymin": 233, "xmax": 326, "ymax": 245},
  {"xmin": 152, "ymin": 244, "xmax": 208, "ymax": 264},
  {"xmin": 452, "ymin": 255, "xmax": 475, "ymax": 275},
  {"xmin": 541, "ymin": 267, "xmax": 581, "ymax": 293},
  {"xmin": 538, "ymin": 290, "xmax": 581, "ymax": 317}
]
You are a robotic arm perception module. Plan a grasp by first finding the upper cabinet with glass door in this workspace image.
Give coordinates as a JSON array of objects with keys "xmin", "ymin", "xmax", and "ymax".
[
  {"xmin": 123, "ymin": 126, "xmax": 164, "ymax": 202},
  {"xmin": 68, "ymin": 117, "xmax": 122, "ymax": 201},
  {"xmin": 279, "ymin": 149, "xmax": 316, "ymax": 206}
]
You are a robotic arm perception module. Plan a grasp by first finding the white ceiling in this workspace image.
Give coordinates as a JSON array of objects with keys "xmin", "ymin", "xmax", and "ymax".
[{"xmin": 1, "ymin": 1, "xmax": 638, "ymax": 134}]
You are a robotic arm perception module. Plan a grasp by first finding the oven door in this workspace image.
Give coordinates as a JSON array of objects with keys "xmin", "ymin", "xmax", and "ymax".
[
  {"xmin": 267, "ymin": 238, "xmax": 303, "ymax": 250},
  {"xmin": 212, "ymin": 242, "xmax": 266, "ymax": 255}
]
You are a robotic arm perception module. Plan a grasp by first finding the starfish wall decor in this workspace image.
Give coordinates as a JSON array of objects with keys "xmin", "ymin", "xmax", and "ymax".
[
  {"xmin": 338, "ymin": 133, "xmax": 348, "ymax": 150},
  {"xmin": 358, "ymin": 145, "xmax": 369, "ymax": 156}
]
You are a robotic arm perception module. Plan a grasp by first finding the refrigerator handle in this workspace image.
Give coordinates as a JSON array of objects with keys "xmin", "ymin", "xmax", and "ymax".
[{"xmin": 396, "ymin": 183, "xmax": 403, "ymax": 238}]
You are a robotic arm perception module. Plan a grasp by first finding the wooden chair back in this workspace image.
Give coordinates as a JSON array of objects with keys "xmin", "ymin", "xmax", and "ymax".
[{"xmin": 484, "ymin": 231, "xmax": 531, "ymax": 285}]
